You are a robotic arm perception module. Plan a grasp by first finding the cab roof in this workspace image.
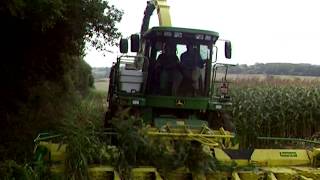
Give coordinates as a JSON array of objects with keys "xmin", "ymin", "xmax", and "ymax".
[{"xmin": 143, "ymin": 26, "xmax": 220, "ymax": 43}]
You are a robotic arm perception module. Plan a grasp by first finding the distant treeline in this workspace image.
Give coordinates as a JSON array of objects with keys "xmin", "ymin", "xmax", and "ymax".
[
  {"xmin": 93, "ymin": 63, "xmax": 320, "ymax": 80},
  {"xmin": 229, "ymin": 63, "xmax": 320, "ymax": 76}
]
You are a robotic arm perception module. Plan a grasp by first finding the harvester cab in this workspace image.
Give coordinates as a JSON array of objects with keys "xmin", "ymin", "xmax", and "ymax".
[
  {"xmin": 107, "ymin": 27, "xmax": 234, "ymax": 131},
  {"xmin": 120, "ymin": 27, "xmax": 232, "ymax": 96}
]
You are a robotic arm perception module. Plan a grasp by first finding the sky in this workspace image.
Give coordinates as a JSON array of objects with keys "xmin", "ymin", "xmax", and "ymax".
[{"xmin": 84, "ymin": 0, "xmax": 320, "ymax": 67}]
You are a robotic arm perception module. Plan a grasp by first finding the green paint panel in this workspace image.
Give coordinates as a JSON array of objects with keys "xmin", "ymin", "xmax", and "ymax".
[
  {"xmin": 142, "ymin": 108, "xmax": 153, "ymax": 124},
  {"xmin": 144, "ymin": 26, "xmax": 219, "ymax": 40},
  {"xmin": 118, "ymin": 95, "xmax": 232, "ymax": 111},
  {"xmin": 118, "ymin": 95, "xmax": 146, "ymax": 106},
  {"xmin": 146, "ymin": 95, "xmax": 209, "ymax": 110},
  {"xmin": 280, "ymin": 152, "xmax": 298, "ymax": 157}
]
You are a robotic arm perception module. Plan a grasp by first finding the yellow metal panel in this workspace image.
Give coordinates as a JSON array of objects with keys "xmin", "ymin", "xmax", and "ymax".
[
  {"xmin": 234, "ymin": 159, "xmax": 249, "ymax": 166},
  {"xmin": 132, "ymin": 167, "xmax": 163, "ymax": 180},
  {"xmin": 238, "ymin": 171, "xmax": 265, "ymax": 180},
  {"xmin": 311, "ymin": 148, "xmax": 320, "ymax": 166},
  {"xmin": 291, "ymin": 167, "xmax": 320, "ymax": 179},
  {"xmin": 260, "ymin": 167, "xmax": 297, "ymax": 173},
  {"xmin": 131, "ymin": 167, "xmax": 157, "ymax": 172},
  {"xmin": 39, "ymin": 142, "xmax": 66, "ymax": 162},
  {"xmin": 114, "ymin": 171, "xmax": 121, "ymax": 180},
  {"xmin": 251, "ymin": 149, "xmax": 311, "ymax": 166},
  {"xmin": 49, "ymin": 164, "xmax": 320, "ymax": 180},
  {"xmin": 260, "ymin": 167, "xmax": 298, "ymax": 180},
  {"xmin": 88, "ymin": 166, "xmax": 120, "ymax": 180},
  {"xmin": 213, "ymin": 148, "xmax": 249, "ymax": 166},
  {"xmin": 267, "ymin": 172, "xmax": 278, "ymax": 180},
  {"xmin": 154, "ymin": 171, "xmax": 164, "ymax": 180},
  {"xmin": 214, "ymin": 148, "xmax": 232, "ymax": 162},
  {"xmin": 154, "ymin": 0, "xmax": 172, "ymax": 26},
  {"xmin": 299, "ymin": 175, "xmax": 313, "ymax": 180},
  {"xmin": 206, "ymin": 172, "xmax": 230, "ymax": 180},
  {"xmin": 275, "ymin": 174, "xmax": 298, "ymax": 180},
  {"xmin": 88, "ymin": 166, "xmax": 115, "ymax": 172},
  {"xmin": 232, "ymin": 172, "xmax": 241, "ymax": 180}
]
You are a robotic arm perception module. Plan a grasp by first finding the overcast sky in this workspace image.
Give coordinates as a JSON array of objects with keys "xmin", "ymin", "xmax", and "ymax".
[{"xmin": 85, "ymin": 0, "xmax": 320, "ymax": 67}]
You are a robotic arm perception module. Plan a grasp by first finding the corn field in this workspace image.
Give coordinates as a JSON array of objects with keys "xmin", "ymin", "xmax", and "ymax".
[{"xmin": 230, "ymin": 77, "xmax": 320, "ymax": 148}]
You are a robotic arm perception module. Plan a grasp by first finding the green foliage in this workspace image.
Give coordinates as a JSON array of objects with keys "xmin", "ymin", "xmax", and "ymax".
[
  {"xmin": 0, "ymin": 91, "xmax": 110, "ymax": 179},
  {"xmin": 68, "ymin": 59, "xmax": 95, "ymax": 95},
  {"xmin": 1, "ymin": 0, "xmax": 123, "ymax": 46},
  {"xmin": 110, "ymin": 114, "xmax": 224, "ymax": 178},
  {"xmin": 60, "ymin": 91, "xmax": 112, "ymax": 180},
  {"xmin": 0, "ymin": 160, "xmax": 35, "ymax": 180},
  {"xmin": 110, "ymin": 115, "xmax": 148, "ymax": 179},
  {"xmin": 0, "ymin": 0, "xmax": 122, "ymax": 162}
]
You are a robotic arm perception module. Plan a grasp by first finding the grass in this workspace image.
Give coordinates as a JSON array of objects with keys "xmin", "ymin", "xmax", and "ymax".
[
  {"xmin": 59, "ymin": 90, "xmax": 111, "ymax": 179},
  {"xmin": 94, "ymin": 79, "xmax": 109, "ymax": 93}
]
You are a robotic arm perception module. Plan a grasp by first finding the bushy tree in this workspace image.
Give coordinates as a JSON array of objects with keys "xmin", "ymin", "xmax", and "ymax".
[{"xmin": 0, "ymin": 0, "xmax": 122, "ymax": 161}]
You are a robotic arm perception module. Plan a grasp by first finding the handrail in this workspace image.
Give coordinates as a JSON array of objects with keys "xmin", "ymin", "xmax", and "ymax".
[
  {"xmin": 34, "ymin": 133, "xmax": 62, "ymax": 142},
  {"xmin": 257, "ymin": 136, "xmax": 320, "ymax": 145}
]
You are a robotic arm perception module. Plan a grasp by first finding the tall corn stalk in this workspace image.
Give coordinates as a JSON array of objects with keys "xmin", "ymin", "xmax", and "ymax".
[{"xmin": 230, "ymin": 78, "xmax": 320, "ymax": 147}]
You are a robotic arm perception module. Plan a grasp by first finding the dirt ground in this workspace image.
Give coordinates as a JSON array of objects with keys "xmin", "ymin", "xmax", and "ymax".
[{"xmin": 94, "ymin": 78, "xmax": 109, "ymax": 93}]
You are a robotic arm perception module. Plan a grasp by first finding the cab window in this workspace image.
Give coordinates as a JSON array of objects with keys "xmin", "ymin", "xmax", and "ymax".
[{"xmin": 200, "ymin": 45, "xmax": 210, "ymax": 60}]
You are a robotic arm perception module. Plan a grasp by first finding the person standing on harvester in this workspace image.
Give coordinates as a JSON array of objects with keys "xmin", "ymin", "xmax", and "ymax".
[{"xmin": 180, "ymin": 43, "xmax": 204, "ymax": 95}]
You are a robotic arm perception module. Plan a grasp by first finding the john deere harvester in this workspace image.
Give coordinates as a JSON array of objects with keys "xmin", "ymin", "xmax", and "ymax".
[{"xmin": 33, "ymin": 0, "xmax": 320, "ymax": 179}]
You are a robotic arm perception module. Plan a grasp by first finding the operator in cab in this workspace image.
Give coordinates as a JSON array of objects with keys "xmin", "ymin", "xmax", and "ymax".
[
  {"xmin": 155, "ymin": 42, "xmax": 183, "ymax": 96},
  {"xmin": 180, "ymin": 43, "xmax": 204, "ymax": 96}
]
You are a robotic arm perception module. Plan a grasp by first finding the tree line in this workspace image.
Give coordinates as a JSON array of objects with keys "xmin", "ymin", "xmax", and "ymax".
[
  {"xmin": 92, "ymin": 63, "xmax": 320, "ymax": 81},
  {"xmin": 229, "ymin": 63, "xmax": 320, "ymax": 76}
]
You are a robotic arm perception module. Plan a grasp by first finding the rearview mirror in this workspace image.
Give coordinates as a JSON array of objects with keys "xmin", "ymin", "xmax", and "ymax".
[
  {"xmin": 224, "ymin": 41, "xmax": 232, "ymax": 59},
  {"xmin": 130, "ymin": 34, "xmax": 140, "ymax": 52},
  {"xmin": 119, "ymin": 38, "xmax": 128, "ymax": 53}
]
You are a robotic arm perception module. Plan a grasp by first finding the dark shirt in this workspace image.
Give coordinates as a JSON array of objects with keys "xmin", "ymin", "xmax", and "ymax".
[
  {"xmin": 180, "ymin": 51, "xmax": 204, "ymax": 69},
  {"xmin": 156, "ymin": 53, "xmax": 179, "ymax": 70}
]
